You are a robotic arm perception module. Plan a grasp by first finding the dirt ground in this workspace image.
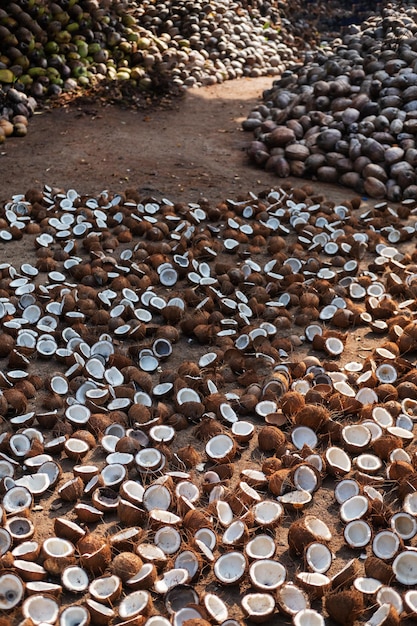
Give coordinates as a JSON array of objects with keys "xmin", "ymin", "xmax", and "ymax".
[
  {"xmin": 1, "ymin": 78, "xmax": 414, "ymax": 625},
  {"xmin": 0, "ymin": 77, "xmax": 359, "ymax": 208}
]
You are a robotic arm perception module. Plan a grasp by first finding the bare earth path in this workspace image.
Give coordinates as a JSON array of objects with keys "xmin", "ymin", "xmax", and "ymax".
[{"xmin": 0, "ymin": 77, "xmax": 358, "ymax": 208}]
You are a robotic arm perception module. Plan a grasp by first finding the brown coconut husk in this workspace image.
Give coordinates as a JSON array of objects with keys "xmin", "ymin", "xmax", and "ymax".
[
  {"xmin": 324, "ymin": 589, "xmax": 364, "ymax": 626},
  {"xmin": 292, "ymin": 403, "xmax": 330, "ymax": 430},
  {"xmin": 364, "ymin": 556, "xmax": 394, "ymax": 585},
  {"xmin": 111, "ymin": 552, "xmax": 143, "ymax": 582},
  {"xmin": 257, "ymin": 425, "xmax": 287, "ymax": 453}
]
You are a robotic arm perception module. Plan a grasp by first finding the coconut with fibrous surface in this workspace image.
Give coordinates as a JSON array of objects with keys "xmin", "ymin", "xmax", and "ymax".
[
  {"xmin": 325, "ymin": 589, "xmax": 364, "ymax": 626},
  {"xmin": 288, "ymin": 516, "xmax": 332, "ymax": 556}
]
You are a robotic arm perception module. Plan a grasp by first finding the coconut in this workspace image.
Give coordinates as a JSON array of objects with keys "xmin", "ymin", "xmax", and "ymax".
[
  {"xmin": 276, "ymin": 583, "xmax": 310, "ymax": 617},
  {"xmin": 364, "ymin": 603, "xmax": 400, "ymax": 626},
  {"xmin": 364, "ymin": 557, "xmax": 394, "ymax": 585},
  {"xmin": 257, "ymin": 426, "xmax": 286, "ymax": 453},
  {"xmin": 89, "ymin": 574, "xmax": 122, "ymax": 604},
  {"xmin": 61, "ymin": 565, "xmax": 89, "ymax": 593},
  {"xmin": 245, "ymin": 534, "xmax": 276, "ymax": 560},
  {"xmin": 22, "ymin": 594, "xmax": 60, "ymax": 625},
  {"xmin": 249, "ymin": 559, "xmax": 286, "ymax": 591},
  {"xmin": 288, "ymin": 516, "xmax": 332, "ymax": 556},
  {"xmin": 393, "ymin": 550, "xmax": 417, "ymax": 585},
  {"xmin": 325, "ymin": 589, "xmax": 364, "ymax": 626},
  {"xmin": 213, "ymin": 551, "xmax": 247, "ymax": 585},
  {"xmin": 112, "ymin": 552, "xmax": 143, "ymax": 582},
  {"xmin": 60, "ymin": 605, "xmax": 91, "ymax": 626},
  {"xmin": 241, "ymin": 592, "xmax": 275, "ymax": 623},
  {"xmin": 0, "ymin": 572, "xmax": 24, "ymax": 610}
]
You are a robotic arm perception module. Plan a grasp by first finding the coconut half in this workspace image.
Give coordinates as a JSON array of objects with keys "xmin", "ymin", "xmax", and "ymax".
[
  {"xmin": 0, "ymin": 572, "xmax": 24, "ymax": 610},
  {"xmin": 214, "ymin": 551, "xmax": 247, "ymax": 585},
  {"xmin": 249, "ymin": 559, "xmax": 286, "ymax": 591},
  {"xmin": 241, "ymin": 592, "xmax": 276, "ymax": 622},
  {"xmin": 393, "ymin": 550, "xmax": 417, "ymax": 585}
]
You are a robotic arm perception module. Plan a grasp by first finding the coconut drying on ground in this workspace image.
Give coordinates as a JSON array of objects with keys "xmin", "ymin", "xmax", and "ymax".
[{"xmin": 2, "ymin": 1, "xmax": 417, "ymax": 626}]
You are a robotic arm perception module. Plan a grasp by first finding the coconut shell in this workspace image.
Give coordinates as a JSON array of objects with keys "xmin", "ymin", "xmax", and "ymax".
[
  {"xmin": 268, "ymin": 469, "xmax": 291, "ymax": 496},
  {"xmin": 279, "ymin": 391, "xmax": 305, "ymax": 416},
  {"xmin": 372, "ymin": 434, "xmax": 403, "ymax": 461},
  {"xmin": 324, "ymin": 589, "xmax": 364, "ymax": 626},
  {"xmin": 288, "ymin": 519, "xmax": 324, "ymax": 556},
  {"xmin": 183, "ymin": 510, "xmax": 213, "ymax": 532},
  {"xmin": 111, "ymin": 552, "xmax": 143, "ymax": 582},
  {"xmin": 331, "ymin": 559, "xmax": 360, "ymax": 591},
  {"xmin": 257, "ymin": 426, "xmax": 286, "ymax": 453},
  {"xmin": 364, "ymin": 556, "xmax": 394, "ymax": 585},
  {"xmin": 293, "ymin": 404, "xmax": 330, "ymax": 430},
  {"xmin": 176, "ymin": 445, "xmax": 201, "ymax": 469}
]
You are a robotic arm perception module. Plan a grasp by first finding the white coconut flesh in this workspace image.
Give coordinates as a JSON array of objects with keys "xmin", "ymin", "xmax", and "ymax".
[
  {"xmin": 238, "ymin": 481, "xmax": 261, "ymax": 504},
  {"xmin": 61, "ymin": 566, "xmax": 89, "ymax": 592},
  {"xmin": 0, "ymin": 573, "xmax": 24, "ymax": 610},
  {"xmin": 176, "ymin": 388, "xmax": 201, "ymax": 404},
  {"xmin": 3, "ymin": 485, "xmax": 32, "ymax": 514},
  {"xmin": 11, "ymin": 540, "xmax": 38, "ymax": 559},
  {"xmin": 391, "ymin": 512, "xmax": 417, "ymax": 540},
  {"xmin": 175, "ymin": 481, "xmax": 200, "ymax": 503},
  {"xmin": 149, "ymin": 425, "xmax": 175, "ymax": 444},
  {"xmin": 209, "ymin": 485, "xmax": 225, "ymax": 503},
  {"xmin": 154, "ymin": 527, "xmax": 181, "ymax": 554},
  {"xmin": 249, "ymin": 559, "xmax": 286, "ymax": 590},
  {"xmin": 154, "ymin": 568, "xmax": 189, "ymax": 594},
  {"xmin": 214, "ymin": 552, "xmax": 247, "ymax": 584},
  {"xmin": 204, "ymin": 592, "xmax": 228, "ymax": 623},
  {"xmin": 387, "ymin": 426, "xmax": 414, "ymax": 443},
  {"xmin": 43, "ymin": 537, "xmax": 74, "ymax": 558},
  {"xmin": 22, "ymin": 595, "xmax": 60, "ymax": 625},
  {"xmin": 340, "ymin": 495, "xmax": 369, "ymax": 522},
  {"xmin": 222, "ymin": 520, "xmax": 247, "ymax": 545},
  {"xmin": 403, "ymin": 493, "xmax": 417, "ymax": 516},
  {"xmin": 277, "ymin": 583, "xmax": 309, "ymax": 616},
  {"xmin": 255, "ymin": 400, "xmax": 278, "ymax": 417},
  {"xmin": 404, "ymin": 590, "xmax": 417, "ymax": 615},
  {"xmin": 305, "ymin": 543, "xmax": 332, "ymax": 574},
  {"xmin": 245, "ymin": 534, "xmax": 276, "ymax": 559},
  {"xmin": 9, "ymin": 434, "xmax": 31, "ymax": 457},
  {"xmin": 16, "ymin": 472, "xmax": 51, "ymax": 496},
  {"xmin": 6, "ymin": 517, "xmax": 34, "ymax": 541},
  {"xmin": 355, "ymin": 387, "xmax": 378, "ymax": 405},
  {"xmin": 393, "ymin": 551, "xmax": 417, "ymax": 585},
  {"xmin": 89, "ymin": 575, "xmax": 121, "ymax": 601},
  {"xmin": 149, "ymin": 509, "xmax": 181, "ymax": 527},
  {"xmin": 293, "ymin": 465, "xmax": 319, "ymax": 492},
  {"xmin": 135, "ymin": 448, "xmax": 163, "ymax": 471},
  {"xmin": 136, "ymin": 543, "xmax": 166, "ymax": 564},
  {"xmin": 344, "ymin": 520, "xmax": 372, "ymax": 548},
  {"xmin": 231, "ymin": 421, "xmax": 254, "ymax": 439},
  {"xmin": 293, "ymin": 609, "xmax": 325, "ymax": 626},
  {"xmin": 252, "ymin": 500, "xmax": 283, "ymax": 526},
  {"xmin": 219, "ymin": 403, "xmax": 238, "ymax": 424},
  {"xmin": 291, "ymin": 426, "xmax": 318, "ymax": 450},
  {"xmin": 119, "ymin": 590, "xmax": 151, "ymax": 618},
  {"xmin": 142, "ymin": 485, "xmax": 171, "ymax": 511},
  {"xmin": 280, "ymin": 490, "xmax": 313, "ymax": 509},
  {"xmin": 373, "ymin": 531, "xmax": 401, "ymax": 560},
  {"xmin": 355, "ymin": 454, "xmax": 382, "ymax": 473},
  {"xmin": 241, "ymin": 592, "xmax": 275, "ymax": 617},
  {"xmin": 205, "ymin": 434, "xmax": 235, "ymax": 461},
  {"xmin": 296, "ymin": 572, "xmax": 330, "ymax": 592},
  {"xmin": 365, "ymin": 604, "xmax": 395, "ymax": 626},
  {"xmin": 304, "ymin": 517, "xmax": 332, "ymax": 542},
  {"xmin": 14, "ymin": 559, "xmax": 46, "ymax": 580},
  {"xmin": 0, "ymin": 528, "xmax": 11, "ymax": 555},
  {"xmin": 194, "ymin": 528, "xmax": 217, "ymax": 550},
  {"xmin": 26, "ymin": 581, "xmax": 62, "ymax": 596},
  {"xmin": 376, "ymin": 587, "xmax": 403, "ymax": 614},
  {"xmin": 121, "ymin": 480, "xmax": 145, "ymax": 504},
  {"xmin": 145, "ymin": 617, "xmax": 171, "ymax": 626},
  {"xmin": 354, "ymin": 577, "xmax": 382, "ymax": 595},
  {"xmin": 171, "ymin": 607, "xmax": 202, "ymax": 626},
  {"xmin": 334, "ymin": 479, "xmax": 360, "ymax": 504},
  {"xmin": 215, "ymin": 500, "xmax": 234, "ymax": 527},
  {"xmin": 60, "ymin": 605, "xmax": 90, "ymax": 626},
  {"xmin": 174, "ymin": 550, "xmax": 200, "ymax": 579},
  {"xmin": 104, "ymin": 460, "xmax": 129, "ymax": 483},
  {"xmin": 325, "ymin": 447, "xmax": 351, "ymax": 474}
]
